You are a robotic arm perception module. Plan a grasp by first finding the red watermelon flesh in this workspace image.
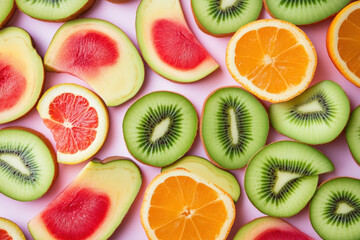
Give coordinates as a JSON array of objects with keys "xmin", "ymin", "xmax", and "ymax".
[
  {"xmin": 0, "ymin": 61, "xmax": 26, "ymax": 112},
  {"xmin": 58, "ymin": 31, "xmax": 119, "ymax": 78},
  {"xmin": 255, "ymin": 228, "xmax": 313, "ymax": 240},
  {"xmin": 152, "ymin": 19, "xmax": 209, "ymax": 70},
  {"xmin": 41, "ymin": 187, "xmax": 110, "ymax": 240},
  {"xmin": 0, "ymin": 229, "xmax": 12, "ymax": 240}
]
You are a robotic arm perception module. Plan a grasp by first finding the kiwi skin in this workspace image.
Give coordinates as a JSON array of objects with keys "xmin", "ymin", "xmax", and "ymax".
[
  {"xmin": 16, "ymin": 0, "xmax": 95, "ymax": 22},
  {"xmin": 0, "ymin": 1, "xmax": 16, "ymax": 29},
  {"xmin": 200, "ymin": 85, "xmax": 269, "ymax": 169},
  {"xmin": 0, "ymin": 126, "xmax": 58, "ymax": 200},
  {"xmin": 123, "ymin": 91, "xmax": 198, "ymax": 168}
]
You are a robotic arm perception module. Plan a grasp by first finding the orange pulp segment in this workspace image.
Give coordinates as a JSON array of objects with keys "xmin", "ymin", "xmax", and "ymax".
[
  {"xmin": 226, "ymin": 19, "xmax": 317, "ymax": 103},
  {"xmin": 327, "ymin": 1, "xmax": 360, "ymax": 86},
  {"xmin": 141, "ymin": 169, "xmax": 235, "ymax": 240}
]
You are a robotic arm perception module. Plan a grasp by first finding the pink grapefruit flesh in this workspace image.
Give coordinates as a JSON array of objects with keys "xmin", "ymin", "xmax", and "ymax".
[
  {"xmin": 58, "ymin": 31, "xmax": 119, "ymax": 78},
  {"xmin": 255, "ymin": 228, "xmax": 312, "ymax": 240},
  {"xmin": 0, "ymin": 61, "xmax": 26, "ymax": 111},
  {"xmin": 42, "ymin": 187, "xmax": 110, "ymax": 240},
  {"xmin": 152, "ymin": 19, "xmax": 208, "ymax": 70},
  {"xmin": 43, "ymin": 93, "xmax": 98, "ymax": 154},
  {"xmin": 0, "ymin": 229, "xmax": 12, "ymax": 240}
]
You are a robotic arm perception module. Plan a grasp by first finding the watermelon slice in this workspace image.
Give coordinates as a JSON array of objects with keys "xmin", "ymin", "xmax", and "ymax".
[
  {"xmin": 234, "ymin": 217, "xmax": 314, "ymax": 240},
  {"xmin": 0, "ymin": 27, "xmax": 44, "ymax": 124},
  {"xmin": 136, "ymin": 0, "xmax": 219, "ymax": 82},
  {"xmin": 45, "ymin": 18, "xmax": 144, "ymax": 106},
  {"xmin": 28, "ymin": 158, "xmax": 142, "ymax": 240}
]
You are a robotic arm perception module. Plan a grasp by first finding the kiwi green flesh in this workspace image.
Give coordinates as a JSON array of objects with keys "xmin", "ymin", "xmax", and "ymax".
[
  {"xmin": 0, "ymin": 0, "xmax": 14, "ymax": 28},
  {"xmin": 264, "ymin": 0, "xmax": 351, "ymax": 25},
  {"xmin": 191, "ymin": 0, "xmax": 262, "ymax": 35},
  {"xmin": 15, "ymin": 0, "xmax": 94, "ymax": 21},
  {"xmin": 0, "ymin": 128, "xmax": 56, "ymax": 201},
  {"xmin": 270, "ymin": 80, "xmax": 350, "ymax": 145},
  {"xmin": 201, "ymin": 87, "xmax": 269, "ymax": 169},
  {"xmin": 346, "ymin": 106, "xmax": 360, "ymax": 165},
  {"xmin": 245, "ymin": 141, "xmax": 334, "ymax": 217},
  {"xmin": 310, "ymin": 177, "xmax": 360, "ymax": 240},
  {"xmin": 162, "ymin": 155, "xmax": 241, "ymax": 202},
  {"xmin": 123, "ymin": 92, "xmax": 198, "ymax": 167}
]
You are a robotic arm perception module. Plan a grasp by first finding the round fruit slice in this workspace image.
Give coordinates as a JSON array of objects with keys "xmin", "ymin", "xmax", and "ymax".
[
  {"xmin": 162, "ymin": 155, "xmax": 241, "ymax": 202},
  {"xmin": 226, "ymin": 19, "xmax": 317, "ymax": 103},
  {"xmin": 233, "ymin": 217, "xmax": 313, "ymax": 240},
  {"xmin": 136, "ymin": 0, "xmax": 219, "ymax": 82},
  {"xmin": 28, "ymin": 158, "xmax": 142, "ymax": 240},
  {"xmin": 346, "ymin": 106, "xmax": 360, "ymax": 165},
  {"xmin": 15, "ymin": 0, "xmax": 95, "ymax": 22},
  {"xmin": 270, "ymin": 80, "xmax": 350, "ymax": 145},
  {"xmin": 327, "ymin": 1, "xmax": 360, "ymax": 87},
  {"xmin": 0, "ymin": 127, "xmax": 57, "ymax": 201},
  {"xmin": 0, "ymin": 27, "xmax": 44, "ymax": 124},
  {"xmin": 37, "ymin": 84, "xmax": 109, "ymax": 164},
  {"xmin": 0, "ymin": 217, "xmax": 26, "ymax": 240},
  {"xmin": 310, "ymin": 177, "xmax": 360, "ymax": 240},
  {"xmin": 0, "ymin": 0, "xmax": 15, "ymax": 28},
  {"xmin": 264, "ymin": 0, "xmax": 351, "ymax": 25},
  {"xmin": 245, "ymin": 141, "xmax": 334, "ymax": 217},
  {"xmin": 123, "ymin": 91, "xmax": 198, "ymax": 167},
  {"xmin": 45, "ymin": 18, "xmax": 144, "ymax": 106},
  {"xmin": 201, "ymin": 86, "xmax": 269, "ymax": 169},
  {"xmin": 191, "ymin": 0, "xmax": 263, "ymax": 37},
  {"xmin": 141, "ymin": 169, "xmax": 235, "ymax": 240}
]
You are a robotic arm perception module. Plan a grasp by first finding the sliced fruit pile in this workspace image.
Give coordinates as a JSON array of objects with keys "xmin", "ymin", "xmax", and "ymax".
[
  {"xmin": 141, "ymin": 169, "xmax": 235, "ymax": 240},
  {"xmin": 37, "ymin": 84, "xmax": 109, "ymax": 164}
]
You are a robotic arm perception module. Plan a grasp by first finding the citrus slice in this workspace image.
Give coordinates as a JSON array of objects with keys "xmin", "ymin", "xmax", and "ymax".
[
  {"xmin": 226, "ymin": 19, "xmax": 317, "ymax": 103},
  {"xmin": 327, "ymin": 1, "xmax": 360, "ymax": 87},
  {"xmin": 141, "ymin": 169, "xmax": 235, "ymax": 240},
  {"xmin": 37, "ymin": 83, "xmax": 109, "ymax": 164}
]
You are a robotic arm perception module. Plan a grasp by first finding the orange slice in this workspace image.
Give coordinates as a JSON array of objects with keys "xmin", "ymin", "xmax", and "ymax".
[
  {"xmin": 141, "ymin": 169, "xmax": 235, "ymax": 240},
  {"xmin": 327, "ymin": 1, "xmax": 360, "ymax": 86},
  {"xmin": 37, "ymin": 83, "xmax": 109, "ymax": 164},
  {"xmin": 226, "ymin": 19, "xmax": 317, "ymax": 103}
]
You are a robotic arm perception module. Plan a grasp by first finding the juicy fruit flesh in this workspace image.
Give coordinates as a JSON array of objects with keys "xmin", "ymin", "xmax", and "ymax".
[
  {"xmin": 346, "ymin": 106, "xmax": 360, "ymax": 164},
  {"xmin": 44, "ymin": 93, "xmax": 98, "ymax": 154},
  {"xmin": 0, "ymin": 230, "xmax": 12, "ymax": 240},
  {"xmin": 234, "ymin": 27, "xmax": 309, "ymax": 94},
  {"xmin": 0, "ymin": 61, "xmax": 26, "ymax": 112},
  {"xmin": 58, "ymin": 31, "xmax": 119, "ymax": 78},
  {"xmin": 147, "ymin": 175, "xmax": 230, "ymax": 239},
  {"xmin": 42, "ymin": 187, "xmax": 110, "ymax": 240},
  {"xmin": 338, "ymin": 8, "xmax": 360, "ymax": 78},
  {"xmin": 255, "ymin": 229, "xmax": 310, "ymax": 240},
  {"xmin": 152, "ymin": 19, "xmax": 208, "ymax": 70}
]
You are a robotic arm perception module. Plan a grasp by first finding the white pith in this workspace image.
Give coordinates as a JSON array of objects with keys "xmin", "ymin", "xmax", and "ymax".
[
  {"xmin": 226, "ymin": 19, "xmax": 317, "ymax": 103},
  {"xmin": 37, "ymin": 84, "xmax": 109, "ymax": 164}
]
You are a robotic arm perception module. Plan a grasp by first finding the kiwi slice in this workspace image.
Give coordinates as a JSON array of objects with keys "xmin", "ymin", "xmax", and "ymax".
[
  {"xmin": 245, "ymin": 141, "xmax": 334, "ymax": 217},
  {"xmin": 123, "ymin": 91, "xmax": 198, "ymax": 167},
  {"xmin": 310, "ymin": 177, "xmax": 360, "ymax": 240},
  {"xmin": 264, "ymin": 0, "xmax": 351, "ymax": 25},
  {"xmin": 0, "ymin": 127, "xmax": 57, "ymax": 201},
  {"xmin": 201, "ymin": 86, "xmax": 269, "ymax": 169},
  {"xmin": 191, "ymin": 0, "xmax": 263, "ymax": 36},
  {"xmin": 346, "ymin": 106, "xmax": 360, "ymax": 165},
  {"xmin": 270, "ymin": 80, "xmax": 350, "ymax": 145},
  {"xmin": 15, "ymin": 0, "xmax": 95, "ymax": 22},
  {"xmin": 0, "ymin": 0, "xmax": 15, "ymax": 28}
]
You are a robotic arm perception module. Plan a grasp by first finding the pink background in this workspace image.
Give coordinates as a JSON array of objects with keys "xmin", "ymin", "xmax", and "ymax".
[{"xmin": 1, "ymin": 0, "xmax": 359, "ymax": 239}]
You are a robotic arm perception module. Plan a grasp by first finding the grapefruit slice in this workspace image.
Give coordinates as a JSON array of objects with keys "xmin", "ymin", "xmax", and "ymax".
[
  {"xmin": 327, "ymin": 1, "xmax": 360, "ymax": 87},
  {"xmin": 141, "ymin": 169, "xmax": 235, "ymax": 240},
  {"xmin": 0, "ymin": 217, "xmax": 26, "ymax": 240},
  {"xmin": 136, "ymin": 0, "xmax": 219, "ymax": 83},
  {"xmin": 28, "ymin": 158, "xmax": 142, "ymax": 240},
  {"xmin": 0, "ymin": 27, "xmax": 44, "ymax": 124},
  {"xmin": 226, "ymin": 19, "xmax": 317, "ymax": 103},
  {"xmin": 37, "ymin": 84, "xmax": 109, "ymax": 164}
]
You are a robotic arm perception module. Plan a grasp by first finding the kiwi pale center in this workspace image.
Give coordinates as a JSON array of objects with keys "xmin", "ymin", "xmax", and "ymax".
[
  {"xmin": 220, "ymin": 0, "xmax": 237, "ymax": 9},
  {"xmin": 273, "ymin": 171, "xmax": 301, "ymax": 194},
  {"xmin": 336, "ymin": 202, "xmax": 354, "ymax": 214},
  {"xmin": 151, "ymin": 117, "xmax": 171, "ymax": 142},
  {"xmin": 228, "ymin": 108, "xmax": 239, "ymax": 144},
  {"xmin": 208, "ymin": 0, "xmax": 248, "ymax": 22},
  {"xmin": 296, "ymin": 100, "xmax": 324, "ymax": 113},
  {"xmin": 0, "ymin": 153, "xmax": 30, "ymax": 175}
]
